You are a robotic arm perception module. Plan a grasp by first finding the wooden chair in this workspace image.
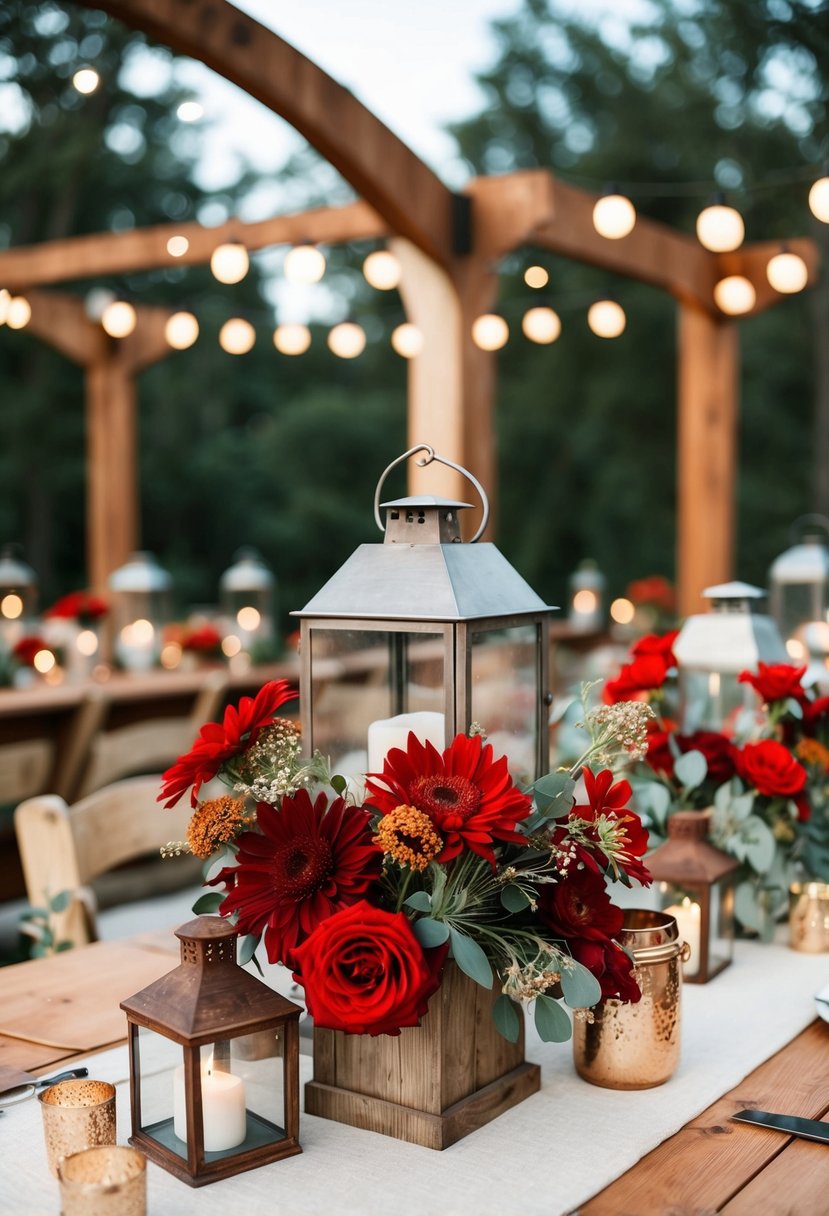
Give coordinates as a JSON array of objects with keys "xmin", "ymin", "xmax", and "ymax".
[{"xmin": 14, "ymin": 774, "xmax": 195, "ymax": 948}]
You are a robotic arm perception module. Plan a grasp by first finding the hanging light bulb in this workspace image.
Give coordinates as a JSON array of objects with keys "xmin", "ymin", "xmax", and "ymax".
[
  {"xmin": 471, "ymin": 314, "xmax": 509, "ymax": 351},
  {"xmin": 587, "ymin": 299, "xmax": 626, "ymax": 338},
  {"xmin": 284, "ymin": 243, "xmax": 326, "ymax": 284},
  {"xmin": 219, "ymin": 317, "xmax": 256, "ymax": 354},
  {"xmin": 273, "ymin": 323, "xmax": 311, "ymax": 355},
  {"xmin": 524, "ymin": 265, "xmax": 549, "ymax": 289},
  {"xmin": 766, "ymin": 249, "xmax": 809, "ymax": 294},
  {"xmin": 809, "ymin": 174, "xmax": 829, "ymax": 223},
  {"xmin": 713, "ymin": 275, "xmax": 756, "ymax": 315},
  {"xmin": 521, "ymin": 306, "xmax": 562, "ymax": 345},
  {"xmin": 592, "ymin": 191, "xmax": 636, "ymax": 240},
  {"xmin": 363, "ymin": 250, "xmax": 401, "ymax": 290},
  {"xmin": 164, "ymin": 311, "xmax": 199, "ymax": 350},
  {"xmin": 327, "ymin": 321, "xmax": 366, "ymax": 359},
  {"xmin": 696, "ymin": 195, "xmax": 745, "ymax": 252},
  {"xmin": 166, "ymin": 235, "xmax": 189, "ymax": 258},
  {"xmin": 72, "ymin": 67, "xmax": 100, "ymax": 95},
  {"xmin": 210, "ymin": 241, "xmax": 249, "ymax": 284},
  {"xmin": 101, "ymin": 300, "xmax": 137, "ymax": 338},
  {"xmin": 391, "ymin": 322, "xmax": 423, "ymax": 358},
  {"xmin": 5, "ymin": 296, "xmax": 31, "ymax": 330}
]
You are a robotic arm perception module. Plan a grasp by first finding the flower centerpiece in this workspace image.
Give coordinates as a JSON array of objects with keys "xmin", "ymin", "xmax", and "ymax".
[
  {"xmin": 605, "ymin": 633, "xmax": 829, "ymax": 937},
  {"xmin": 42, "ymin": 589, "xmax": 108, "ymax": 680},
  {"xmin": 160, "ymin": 679, "xmax": 653, "ymax": 1046}
]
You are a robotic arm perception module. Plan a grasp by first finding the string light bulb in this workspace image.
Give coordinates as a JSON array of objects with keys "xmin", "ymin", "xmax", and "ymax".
[
  {"xmin": 284, "ymin": 243, "xmax": 326, "ymax": 285},
  {"xmin": 273, "ymin": 323, "xmax": 311, "ymax": 355},
  {"xmin": 219, "ymin": 317, "xmax": 256, "ymax": 354},
  {"xmin": 809, "ymin": 174, "xmax": 829, "ymax": 223},
  {"xmin": 696, "ymin": 196, "xmax": 745, "ymax": 252},
  {"xmin": 390, "ymin": 322, "xmax": 423, "ymax": 358},
  {"xmin": 592, "ymin": 191, "xmax": 636, "ymax": 240},
  {"xmin": 471, "ymin": 314, "xmax": 509, "ymax": 351},
  {"xmin": 176, "ymin": 100, "xmax": 203, "ymax": 123},
  {"xmin": 327, "ymin": 321, "xmax": 366, "ymax": 359},
  {"xmin": 524, "ymin": 265, "xmax": 549, "ymax": 289},
  {"xmin": 0, "ymin": 288, "xmax": 10, "ymax": 324},
  {"xmin": 210, "ymin": 241, "xmax": 249, "ymax": 285},
  {"xmin": 713, "ymin": 275, "xmax": 756, "ymax": 315},
  {"xmin": 72, "ymin": 67, "xmax": 100, "ymax": 94},
  {"xmin": 101, "ymin": 300, "xmax": 137, "ymax": 338},
  {"xmin": 363, "ymin": 250, "xmax": 401, "ymax": 290},
  {"xmin": 766, "ymin": 249, "xmax": 809, "ymax": 294},
  {"xmin": 164, "ymin": 311, "xmax": 199, "ymax": 350},
  {"xmin": 587, "ymin": 299, "xmax": 626, "ymax": 338},
  {"xmin": 522, "ymin": 306, "xmax": 562, "ymax": 345},
  {"xmin": 166, "ymin": 235, "xmax": 189, "ymax": 258},
  {"xmin": 6, "ymin": 296, "xmax": 31, "ymax": 329}
]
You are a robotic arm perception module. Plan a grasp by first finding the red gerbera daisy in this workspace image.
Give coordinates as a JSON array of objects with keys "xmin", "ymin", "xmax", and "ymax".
[
  {"xmin": 159, "ymin": 679, "xmax": 297, "ymax": 807},
  {"xmin": 211, "ymin": 788, "xmax": 381, "ymax": 966},
  {"xmin": 554, "ymin": 766, "xmax": 651, "ymax": 886},
  {"xmin": 364, "ymin": 731, "xmax": 532, "ymax": 866}
]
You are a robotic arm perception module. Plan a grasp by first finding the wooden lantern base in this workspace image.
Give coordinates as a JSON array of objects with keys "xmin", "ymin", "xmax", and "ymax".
[{"xmin": 305, "ymin": 964, "xmax": 540, "ymax": 1150}]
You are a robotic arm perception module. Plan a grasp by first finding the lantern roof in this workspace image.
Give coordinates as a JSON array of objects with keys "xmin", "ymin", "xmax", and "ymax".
[
  {"xmin": 121, "ymin": 917, "xmax": 301, "ymax": 1043},
  {"xmin": 295, "ymin": 539, "xmax": 552, "ymax": 622},
  {"xmin": 674, "ymin": 581, "xmax": 786, "ymax": 672},
  {"xmin": 647, "ymin": 812, "xmax": 739, "ymax": 883},
  {"xmin": 769, "ymin": 538, "xmax": 829, "ymax": 585}
]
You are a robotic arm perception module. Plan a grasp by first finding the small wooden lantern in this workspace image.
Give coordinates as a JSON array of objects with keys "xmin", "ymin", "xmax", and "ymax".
[
  {"xmin": 647, "ymin": 811, "xmax": 739, "ymax": 984},
  {"xmin": 121, "ymin": 917, "xmax": 301, "ymax": 1187}
]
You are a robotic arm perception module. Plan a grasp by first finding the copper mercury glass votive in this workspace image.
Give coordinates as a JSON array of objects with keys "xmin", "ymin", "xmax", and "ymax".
[
  {"xmin": 789, "ymin": 881, "xmax": 829, "ymax": 952},
  {"xmin": 38, "ymin": 1078, "xmax": 117, "ymax": 1177},
  {"xmin": 573, "ymin": 909, "xmax": 690, "ymax": 1090}
]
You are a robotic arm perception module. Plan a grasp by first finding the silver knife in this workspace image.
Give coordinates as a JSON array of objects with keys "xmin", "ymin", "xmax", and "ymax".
[{"xmin": 731, "ymin": 1108, "xmax": 829, "ymax": 1144}]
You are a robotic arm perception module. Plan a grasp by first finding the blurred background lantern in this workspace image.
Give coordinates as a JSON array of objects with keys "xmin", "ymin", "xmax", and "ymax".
[
  {"xmin": 108, "ymin": 551, "xmax": 172, "ymax": 672},
  {"xmin": 0, "ymin": 544, "xmax": 37, "ymax": 649},
  {"xmin": 219, "ymin": 548, "xmax": 276, "ymax": 661},
  {"xmin": 768, "ymin": 516, "xmax": 829, "ymax": 669},
  {"xmin": 567, "ymin": 559, "xmax": 605, "ymax": 633}
]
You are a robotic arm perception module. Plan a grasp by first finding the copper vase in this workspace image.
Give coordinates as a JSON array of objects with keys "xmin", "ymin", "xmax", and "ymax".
[{"xmin": 573, "ymin": 909, "xmax": 689, "ymax": 1090}]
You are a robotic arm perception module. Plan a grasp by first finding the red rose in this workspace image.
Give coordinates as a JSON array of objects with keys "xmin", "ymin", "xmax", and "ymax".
[
  {"xmin": 738, "ymin": 662, "xmax": 807, "ymax": 704},
  {"xmin": 646, "ymin": 729, "xmax": 737, "ymax": 786},
  {"xmin": 802, "ymin": 696, "xmax": 829, "ymax": 737},
  {"xmin": 12, "ymin": 635, "xmax": 47, "ymax": 666},
  {"xmin": 603, "ymin": 654, "xmax": 670, "ymax": 704},
  {"xmin": 570, "ymin": 938, "xmax": 641, "ymax": 1003},
  {"xmin": 626, "ymin": 576, "xmax": 675, "ymax": 613},
  {"xmin": 631, "ymin": 630, "xmax": 679, "ymax": 665},
  {"xmin": 735, "ymin": 739, "xmax": 808, "ymax": 798},
  {"xmin": 292, "ymin": 900, "xmax": 446, "ymax": 1036},
  {"xmin": 538, "ymin": 867, "xmax": 624, "ymax": 942}
]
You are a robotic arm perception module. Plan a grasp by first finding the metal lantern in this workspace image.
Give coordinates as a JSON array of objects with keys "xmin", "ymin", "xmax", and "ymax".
[
  {"xmin": 647, "ymin": 811, "xmax": 739, "ymax": 983},
  {"xmin": 568, "ymin": 559, "xmax": 605, "ymax": 632},
  {"xmin": 673, "ymin": 581, "xmax": 787, "ymax": 733},
  {"xmin": 0, "ymin": 544, "xmax": 37, "ymax": 648},
  {"xmin": 121, "ymin": 917, "xmax": 301, "ymax": 1187},
  {"xmin": 292, "ymin": 445, "xmax": 554, "ymax": 787},
  {"xmin": 769, "ymin": 516, "xmax": 829, "ymax": 656},
  {"xmin": 220, "ymin": 547, "xmax": 276, "ymax": 656},
  {"xmin": 108, "ymin": 551, "xmax": 172, "ymax": 671}
]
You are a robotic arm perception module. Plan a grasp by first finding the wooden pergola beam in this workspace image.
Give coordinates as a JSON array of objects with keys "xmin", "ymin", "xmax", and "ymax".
[
  {"xmin": 718, "ymin": 238, "xmax": 820, "ymax": 316},
  {"xmin": 74, "ymin": 0, "xmax": 456, "ymax": 267},
  {"xmin": 0, "ymin": 201, "xmax": 387, "ymax": 292}
]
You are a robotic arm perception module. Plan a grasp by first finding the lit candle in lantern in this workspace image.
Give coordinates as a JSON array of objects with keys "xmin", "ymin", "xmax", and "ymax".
[
  {"xmin": 173, "ymin": 1057, "xmax": 247, "ymax": 1152},
  {"xmin": 367, "ymin": 711, "xmax": 445, "ymax": 773},
  {"xmin": 665, "ymin": 897, "xmax": 701, "ymax": 978}
]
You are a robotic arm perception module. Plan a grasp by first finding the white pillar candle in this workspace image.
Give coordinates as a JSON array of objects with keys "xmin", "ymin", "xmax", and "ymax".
[
  {"xmin": 367, "ymin": 711, "xmax": 446, "ymax": 773},
  {"xmin": 666, "ymin": 897, "xmax": 701, "ymax": 978},
  {"xmin": 173, "ymin": 1062, "xmax": 247, "ymax": 1152}
]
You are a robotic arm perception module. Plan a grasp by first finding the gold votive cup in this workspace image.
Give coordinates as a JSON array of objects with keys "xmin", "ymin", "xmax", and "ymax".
[
  {"xmin": 58, "ymin": 1146, "xmax": 146, "ymax": 1216},
  {"xmin": 573, "ymin": 909, "xmax": 688, "ymax": 1090},
  {"xmin": 38, "ymin": 1078, "xmax": 116, "ymax": 1177},
  {"xmin": 789, "ymin": 881, "xmax": 829, "ymax": 952}
]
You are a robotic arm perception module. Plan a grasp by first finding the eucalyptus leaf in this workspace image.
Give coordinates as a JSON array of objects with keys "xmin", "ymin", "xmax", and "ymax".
[
  {"xmin": 534, "ymin": 993, "xmax": 572, "ymax": 1043},
  {"xmin": 413, "ymin": 917, "xmax": 450, "ymax": 948},
  {"xmin": 787, "ymin": 698, "xmax": 803, "ymax": 720},
  {"xmin": 500, "ymin": 884, "xmax": 531, "ymax": 913},
  {"xmin": 492, "ymin": 994, "xmax": 521, "ymax": 1043},
  {"xmin": 734, "ymin": 880, "xmax": 765, "ymax": 933},
  {"xmin": 404, "ymin": 890, "xmax": 432, "ymax": 912},
  {"xmin": 238, "ymin": 934, "xmax": 260, "ymax": 967},
  {"xmin": 674, "ymin": 749, "xmax": 707, "ymax": 790},
  {"xmin": 192, "ymin": 892, "xmax": 225, "ymax": 915},
  {"xmin": 636, "ymin": 781, "xmax": 671, "ymax": 822},
  {"xmin": 49, "ymin": 890, "xmax": 72, "ymax": 913},
  {"xmin": 731, "ymin": 792, "xmax": 756, "ymax": 823},
  {"xmin": 55, "ymin": 940, "xmax": 74, "ymax": 952},
  {"xmin": 330, "ymin": 774, "xmax": 347, "ymax": 794},
  {"xmin": 559, "ymin": 960, "xmax": 602, "ymax": 1009},
  {"xmin": 448, "ymin": 927, "xmax": 493, "ymax": 989},
  {"xmin": 22, "ymin": 906, "xmax": 49, "ymax": 921},
  {"xmin": 740, "ymin": 816, "xmax": 777, "ymax": 874}
]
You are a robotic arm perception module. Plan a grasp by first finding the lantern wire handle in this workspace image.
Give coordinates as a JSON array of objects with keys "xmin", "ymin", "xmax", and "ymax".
[
  {"xmin": 788, "ymin": 513, "xmax": 829, "ymax": 545},
  {"xmin": 373, "ymin": 444, "xmax": 490, "ymax": 542}
]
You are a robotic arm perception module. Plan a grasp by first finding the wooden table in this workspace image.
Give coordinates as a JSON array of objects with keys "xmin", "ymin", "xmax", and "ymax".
[{"xmin": 2, "ymin": 936, "xmax": 828, "ymax": 1214}]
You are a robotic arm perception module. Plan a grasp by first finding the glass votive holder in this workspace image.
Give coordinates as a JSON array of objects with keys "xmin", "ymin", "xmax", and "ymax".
[
  {"xmin": 789, "ymin": 881, "xmax": 829, "ymax": 952},
  {"xmin": 58, "ymin": 1146, "xmax": 146, "ymax": 1216},
  {"xmin": 38, "ymin": 1078, "xmax": 116, "ymax": 1177}
]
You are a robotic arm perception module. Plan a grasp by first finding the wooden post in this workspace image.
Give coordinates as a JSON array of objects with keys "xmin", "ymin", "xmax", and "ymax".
[{"xmin": 676, "ymin": 303, "xmax": 739, "ymax": 616}]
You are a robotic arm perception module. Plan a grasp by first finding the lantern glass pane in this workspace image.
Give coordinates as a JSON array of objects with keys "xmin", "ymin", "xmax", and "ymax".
[
  {"xmin": 710, "ymin": 880, "xmax": 734, "ymax": 971},
  {"xmin": 135, "ymin": 1025, "xmax": 187, "ymax": 1161},
  {"xmin": 679, "ymin": 670, "xmax": 756, "ymax": 735},
  {"xmin": 469, "ymin": 624, "xmax": 542, "ymax": 784},
  {"xmin": 308, "ymin": 627, "xmax": 446, "ymax": 771},
  {"xmin": 777, "ymin": 582, "xmax": 827, "ymax": 640}
]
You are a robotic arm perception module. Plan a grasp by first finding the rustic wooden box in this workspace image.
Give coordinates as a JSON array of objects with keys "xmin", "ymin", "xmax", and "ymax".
[{"xmin": 305, "ymin": 963, "xmax": 540, "ymax": 1149}]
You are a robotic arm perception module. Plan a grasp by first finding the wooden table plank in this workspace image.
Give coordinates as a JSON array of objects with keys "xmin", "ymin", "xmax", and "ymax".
[
  {"xmin": 720, "ymin": 1131, "xmax": 829, "ymax": 1214},
  {"xmin": 578, "ymin": 1020, "xmax": 829, "ymax": 1215}
]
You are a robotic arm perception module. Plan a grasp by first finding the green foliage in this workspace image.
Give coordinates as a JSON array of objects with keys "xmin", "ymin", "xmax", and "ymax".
[{"xmin": 18, "ymin": 889, "xmax": 77, "ymax": 957}]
